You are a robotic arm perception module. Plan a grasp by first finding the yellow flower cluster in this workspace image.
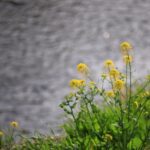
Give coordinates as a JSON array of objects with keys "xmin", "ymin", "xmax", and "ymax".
[
  {"xmin": 120, "ymin": 41, "xmax": 133, "ymax": 65},
  {"xmin": 69, "ymin": 63, "xmax": 88, "ymax": 89},
  {"xmin": 77, "ymin": 63, "xmax": 89, "ymax": 74},
  {"xmin": 103, "ymin": 59, "xmax": 122, "ymax": 83},
  {"xmin": 101, "ymin": 42, "xmax": 133, "ymax": 91},
  {"xmin": 120, "ymin": 41, "xmax": 132, "ymax": 54},
  {"xmin": 114, "ymin": 79, "xmax": 125, "ymax": 90},
  {"xmin": 104, "ymin": 60, "xmax": 114, "ymax": 68},
  {"xmin": 10, "ymin": 121, "xmax": 19, "ymax": 128},
  {"xmin": 103, "ymin": 60, "xmax": 121, "ymax": 81},
  {"xmin": 109, "ymin": 69, "xmax": 120, "ymax": 79},
  {"xmin": 69, "ymin": 79, "xmax": 85, "ymax": 89},
  {"xmin": 70, "ymin": 42, "xmax": 136, "ymax": 94},
  {"xmin": 0, "ymin": 131, "xmax": 4, "ymax": 137}
]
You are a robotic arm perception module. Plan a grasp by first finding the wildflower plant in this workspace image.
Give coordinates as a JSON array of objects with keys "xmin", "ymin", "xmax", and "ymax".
[
  {"xmin": 0, "ymin": 121, "xmax": 20, "ymax": 149},
  {"xmin": 60, "ymin": 42, "xmax": 150, "ymax": 149},
  {"xmin": 0, "ymin": 42, "xmax": 150, "ymax": 150}
]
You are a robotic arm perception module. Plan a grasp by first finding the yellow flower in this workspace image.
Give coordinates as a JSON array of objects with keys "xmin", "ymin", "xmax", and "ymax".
[
  {"xmin": 77, "ymin": 63, "xmax": 89, "ymax": 74},
  {"xmin": 105, "ymin": 90, "xmax": 115, "ymax": 98},
  {"xmin": 69, "ymin": 79, "xmax": 78, "ymax": 88},
  {"xmin": 69, "ymin": 79, "xmax": 85, "ymax": 89},
  {"xmin": 109, "ymin": 69, "xmax": 120, "ymax": 79},
  {"xmin": 114, "ymin": 79, "xmax": 125, "ymax": 90},
  {"xmin": 123, "ymin": 55, "xmax": 133, "ymax": 64},
  {"xmin": 10, "ymin": 121, "xmax": 19, "ymax": 128},
  {"xmin": 120, "ymin": 41, "xmax": 132, "ymax": 54},
  {"xmin": 104, "ymin": 60, "xmax": 114, "ymax": 68},
  {"xmin": 105, "ymin": 134, "xmax": 113, "ymax": 141},
  {"xmin": 0, "ymin": 131, "xmax": 4, "ymax": 137},
  {"xmin": 133, "ymin": 101, "xmax": 139, "ymax": 108}
]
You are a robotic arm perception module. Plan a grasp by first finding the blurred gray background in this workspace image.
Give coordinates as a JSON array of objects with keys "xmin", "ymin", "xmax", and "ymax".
[{"xmin": 0, "ymin": 0, "xmax": 150, "ymax": 133}]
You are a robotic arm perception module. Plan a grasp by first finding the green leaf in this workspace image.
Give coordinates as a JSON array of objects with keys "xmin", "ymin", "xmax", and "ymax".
[{"xmin": 127, "ymin": 137, "xmax": 142, "ymax": 150}]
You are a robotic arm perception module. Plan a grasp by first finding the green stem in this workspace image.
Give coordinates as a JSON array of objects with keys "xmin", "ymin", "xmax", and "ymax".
[
  {"xmin": 108, "ymin": 67, "xmax": 114, "ymax": 89},
  {"xmin": 117, "ymin": 92, "xmax": 127, "ymax": 149},
  {"xmin": 68, "ymin": 103, "xmax": 80, "ymax": 134},
  {"xmin": 83, "ymin": 96, "xmax": 95, "ymax": 131},
  {"xmin": 128, "ymin": 98, "xmax": 149, "ymax": 142},
  {"xmin": 129, "ymin": 61, "xmax": 132, "ymax": 99},
  {"xmin": 126, "ymin": 63, "xmax": 128, "ymax": 99},
  {"xmin": 140, "ymin": 126, "xmax": 150, "ymax": 150},
  {"xmin": 127, "ymin": 60, "xmax": 132, "ymax": 122}
]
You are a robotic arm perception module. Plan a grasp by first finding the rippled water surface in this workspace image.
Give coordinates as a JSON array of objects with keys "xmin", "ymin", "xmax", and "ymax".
[{"xmin": 0, "ymin": 0, "xmax": 150, "ymax": 133}]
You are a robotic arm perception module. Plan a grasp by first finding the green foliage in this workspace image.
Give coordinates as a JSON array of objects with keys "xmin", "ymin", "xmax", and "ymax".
[{"xmin": 59, "ymin": 78, "xmax": 150, "ymax": 150}]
